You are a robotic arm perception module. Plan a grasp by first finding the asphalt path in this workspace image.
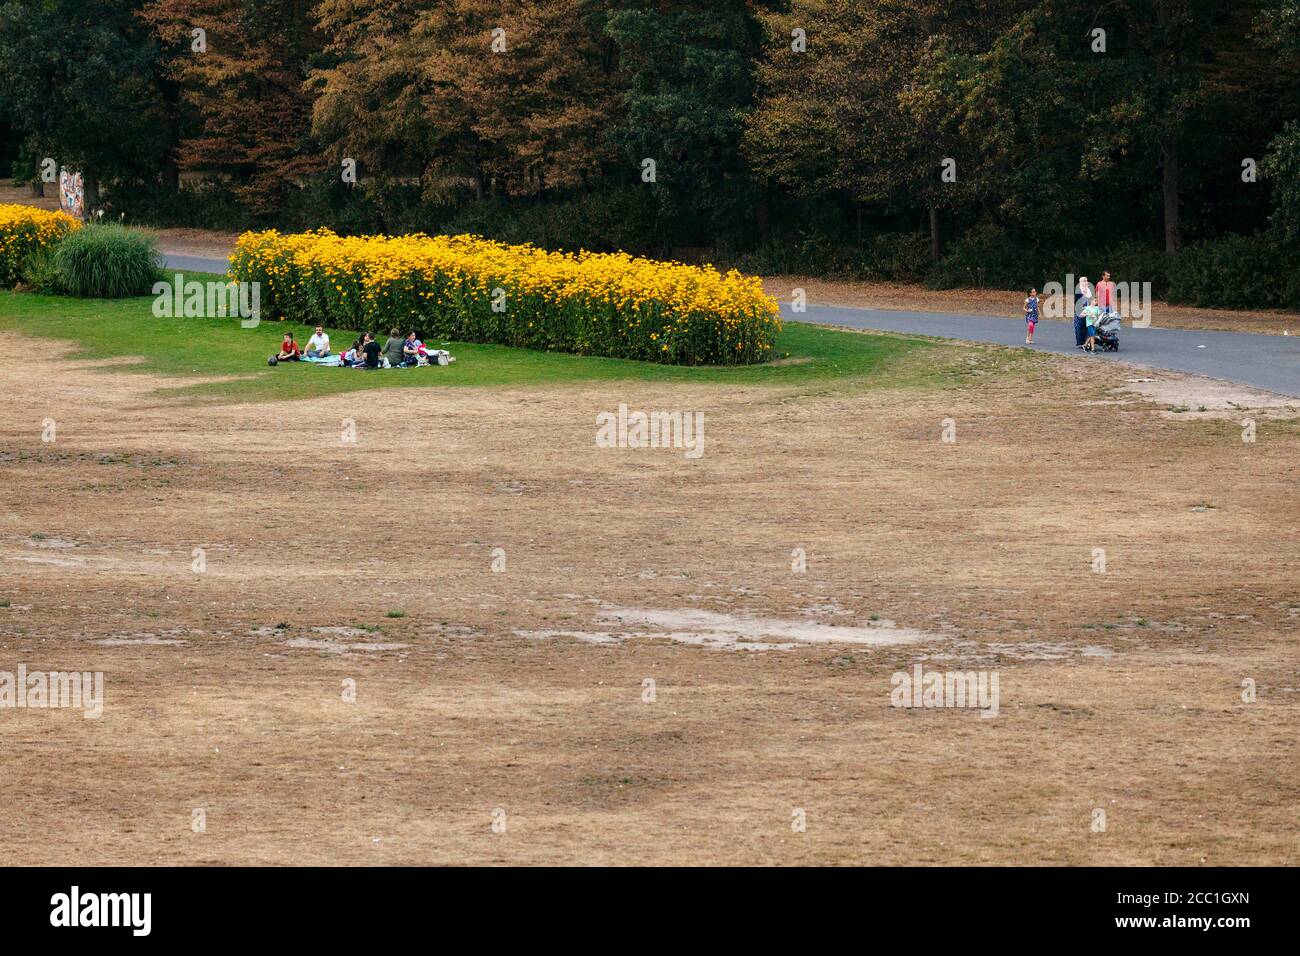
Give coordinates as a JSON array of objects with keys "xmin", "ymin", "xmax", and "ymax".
[{"xmin": 782, "ymin": 303, "xmax": 1300, "ymax": 397}]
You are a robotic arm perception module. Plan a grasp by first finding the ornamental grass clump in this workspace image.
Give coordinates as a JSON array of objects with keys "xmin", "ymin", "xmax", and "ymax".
[{"xmin": 51, "ymin": 223, "xmax": 161, "ymax": 298}]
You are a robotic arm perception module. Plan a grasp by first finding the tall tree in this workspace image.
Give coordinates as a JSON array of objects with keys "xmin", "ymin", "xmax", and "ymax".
[
  {"xmin": 452, "ymin": 0, "xmax": 619, "ymax": 196},
  {"xmin": 1258, "ymin": 0, "xmax": 1300, "ymax": 241},
  {"xmin": 141, "ymin": 0, "xmax": 323, "ymax": 212},
  {"xmin": 0, "ymin": 0, "xmax": 167, "ymax": 207},
  {"xmin": 604, "ymin": 0, "xmax": 766, "ymax": 244},
  {"xmin": 1097, "ymin": 1, "xmax": 1268, "ymax": 252},
  {"xmin": 311, "ymin": 0, "xmax": 454, "ymax": 197},
  {"xmin": 746, "ymin": 0, "xmax": 1018, "ymax": 259},
  {"xmin": 311, "ymin": 0, "xmax": 618, "ymax": 204}
]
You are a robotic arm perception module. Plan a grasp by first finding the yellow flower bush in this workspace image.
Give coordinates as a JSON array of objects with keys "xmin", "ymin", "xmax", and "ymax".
[
  {"xmin": 0, "ymin": 204, "xmax": 81, "ymax": 288},
  {"xmin": 229, "ymin": 229, "xmax": 781, "ymax": 365}
]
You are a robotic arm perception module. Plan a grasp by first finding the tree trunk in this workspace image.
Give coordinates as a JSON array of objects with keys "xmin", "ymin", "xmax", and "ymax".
[
  {"xmin": 83, "ymin": 173, "xmax": 99, "ymax": 218},
  {"xmin": 162, "ymin": 138, "xmax": 180, "ymax": 190},
  {"xmin": 30, "ymin": 180, "xmax": 44, "ymax": 198},
  {"xmin": 756, "ymin": 187, "xmax": 770, "ymax": 245},
  {"xmin": 161, "ymin": 111, "xmax": 180, "ymax": 191},
  {"xmin": 159, "ymin": 75, "xmax": 181, "ymax": 191},
  {"xmin": 855, "ymin": 204, "xmax": 863, "ymax": 244},
  {"xmin": 1162, "ymin": 133, "xmax": 1180, "ymax": 254},
  {"xmin": 929, "ymin": 206, "xmax": 940, "ymax": 262}
]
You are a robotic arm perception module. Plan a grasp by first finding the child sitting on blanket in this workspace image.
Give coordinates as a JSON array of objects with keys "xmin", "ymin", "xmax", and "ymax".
[{"xmin": 339, "ymin": 337, "xmax": 362, "ymax": 367}]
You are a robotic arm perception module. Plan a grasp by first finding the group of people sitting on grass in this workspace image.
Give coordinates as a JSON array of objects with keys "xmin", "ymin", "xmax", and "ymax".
[{"xmin": 271, "ymin": 326, "xmax": 450, "ymax": 368}]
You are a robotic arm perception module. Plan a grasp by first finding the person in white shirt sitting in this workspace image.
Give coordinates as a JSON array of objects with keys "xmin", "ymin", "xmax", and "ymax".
[{"xmin": 305, "ymin": 326, "xmax": 331, "ymax": 358}]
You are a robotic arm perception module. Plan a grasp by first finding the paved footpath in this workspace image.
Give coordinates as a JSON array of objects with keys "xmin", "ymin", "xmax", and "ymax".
[
  {"xmin": 784, "ymin": 304, "xmax": 1300, "ymax": 398},
  {"xmin": 160, "ymin": 253, "xmax": 1300, "ymax": 398}
]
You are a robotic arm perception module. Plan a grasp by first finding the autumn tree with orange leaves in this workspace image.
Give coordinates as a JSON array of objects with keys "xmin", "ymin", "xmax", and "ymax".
[
  {"xmin": 311, "ymin": 0, "xmax": 618, "ymax": 204},
  {"xmin": 140, "ymin": 0, "xmax": 324, "ymax": 212}
]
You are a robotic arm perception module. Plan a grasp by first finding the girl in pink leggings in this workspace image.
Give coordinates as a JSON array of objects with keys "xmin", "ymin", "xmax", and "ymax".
[{"xmin": 1024, "ymin": 289, "xmax": 1039, "ymax": 345}]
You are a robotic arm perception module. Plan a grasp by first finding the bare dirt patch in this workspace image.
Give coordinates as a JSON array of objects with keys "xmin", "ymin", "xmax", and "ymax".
[
  {"xmin": 0, "ymin": 179, "xmax": 59, "ymax": 211},
  {"xmin": 145, "ymin": 227, "xmax": 240, "ymax": 263},
  {"xmin": 1117, "ymin": 374, "xmax": 1300, "ymax": 421},
  {"xmin": 0, "ymin": 332, "xmax": 1296, "ymax": 864},
  {"xmin": 590, "ymin": 606, "xmax": 939, "ymax": 651}
]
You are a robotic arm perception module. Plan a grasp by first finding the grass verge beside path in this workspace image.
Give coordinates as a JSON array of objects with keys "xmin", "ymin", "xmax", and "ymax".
[{"xmin": 0, "ymin": 274, "xmax": 1036, "ymax": 403}]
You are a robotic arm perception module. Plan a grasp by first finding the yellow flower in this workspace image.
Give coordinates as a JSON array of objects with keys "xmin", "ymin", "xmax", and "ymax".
[{"xmin": 228, "ymin": 226, "xmax": 780, "ymax": 364}]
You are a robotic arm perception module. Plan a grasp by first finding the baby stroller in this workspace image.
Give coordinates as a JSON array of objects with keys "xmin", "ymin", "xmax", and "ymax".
[{"xmin": 1094, "ymin": 311, "xmax": 1121, "ymax": 352}]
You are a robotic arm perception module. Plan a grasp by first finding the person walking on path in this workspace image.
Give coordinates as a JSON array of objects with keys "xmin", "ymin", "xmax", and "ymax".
[
  {"xmin": 1074, "ymin": 276, "xmax": 1093, "ymax": 348},
  {"xmin": 1024, "ymin": 289, "xmax": 1039, "ymax": 345},
  {"xmin": 1081, "ymin": 299, "xmax": 1103, "ymax": 352},
  {"xmin": 1095, "ymin": 271, "xmax": 1117, "ymax": 318}
]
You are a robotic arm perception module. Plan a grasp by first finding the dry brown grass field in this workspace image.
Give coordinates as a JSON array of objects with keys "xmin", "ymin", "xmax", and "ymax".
[{"xmin": 1, "ymin": 329, "xmax": 1297, "ymax": 865}]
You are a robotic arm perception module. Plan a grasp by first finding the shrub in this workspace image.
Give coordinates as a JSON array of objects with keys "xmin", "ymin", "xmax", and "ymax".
[
  {"xmin": 1165, "ymin": 234, "xmax": 1292, "ymax": 310},
  {"xmin": 0, "ymin": 204, "xmax": 80, "ymax": 288},
  {"xmin": 925, "ymin": 226, "xmax": 1298, "ymax": 310},
  {"xmin": 926, "ymin": 224, "xmax": 1054, "ymax": 290},
  {"xmin": 1263, "ymin": 121, "xmax": 1300, "ymax": 246},
  {"xmin": 859, "ymin": 233, "xmax": 932, "ymax": 281},
  {"xmin": 442, "ymin": 187, "xmax": 663, "ymax": 254},
  {"xmin": 110, "ymin": 180, "xmax": 250, "ymax": 232},
  {"xmin": 52, "ymin": 223, "xmax": 160, "ymax": 298},
  {"xmin": 20, "ymin": 248, "xmax": 65, "ymax": 294},
  {"xmin": 723, "ymin": 232, "xmax": 929, "ymax": 283},
  {"xmin": 230, "ymin": 229, "xmax": 781, "ymax": 365}
]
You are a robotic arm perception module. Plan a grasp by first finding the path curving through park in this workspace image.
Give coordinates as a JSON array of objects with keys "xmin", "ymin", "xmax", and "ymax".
[{"xmin": 782, "ymin": 303, "xmax": 1300, "ymax": 398}]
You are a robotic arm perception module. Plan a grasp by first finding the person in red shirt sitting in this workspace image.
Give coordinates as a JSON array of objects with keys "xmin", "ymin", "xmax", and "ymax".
[{"xmin": 275, "ymin": 332, "xmax": 302, "ymax": 362}]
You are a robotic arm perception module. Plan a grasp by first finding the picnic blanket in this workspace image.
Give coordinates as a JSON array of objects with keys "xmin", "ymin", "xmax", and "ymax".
[
  {"xmin": 303, "ymin": 353, "xmax": 455, "ymax": 368},
  {"xmin": 291, "ymin": 349, "xmax": 456, "ymax": 368}
]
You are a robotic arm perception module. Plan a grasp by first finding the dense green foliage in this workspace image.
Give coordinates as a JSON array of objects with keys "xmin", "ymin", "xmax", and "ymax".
[
  {"xmin": 0, "ymin": 0, "xmax": 168, "ymax": 203},
  {"xmin": 1, "ymin": 0, "xmax": 1298, "ymax": 308},
  {"xmin": 20, "ymin": 248, "xmax": 66, "ymax": 295}
]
